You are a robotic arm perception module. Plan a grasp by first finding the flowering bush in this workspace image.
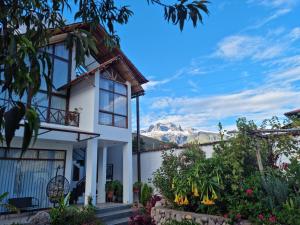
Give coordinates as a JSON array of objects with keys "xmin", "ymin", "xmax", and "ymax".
[{"xmin": 153, "ymin": 118, "xmax": 300, "ymax": 225}]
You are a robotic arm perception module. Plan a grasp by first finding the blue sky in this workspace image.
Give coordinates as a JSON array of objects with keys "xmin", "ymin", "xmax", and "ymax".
[{"xmin": 70, "ymin": 0, "xmax": 300, "ymax": 131}]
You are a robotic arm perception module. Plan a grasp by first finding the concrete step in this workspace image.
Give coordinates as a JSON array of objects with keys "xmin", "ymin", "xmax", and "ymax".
[
  {"xmin": 96, "ymin": 204, "xmax": 131, "ymax": 214},
  {"xmin": 96, "ymin": 208, "xmax": 132, "ymax": 222},
  {"xmin": 96, "ymin": 204, "xmax": 133, "ymax": 225}
]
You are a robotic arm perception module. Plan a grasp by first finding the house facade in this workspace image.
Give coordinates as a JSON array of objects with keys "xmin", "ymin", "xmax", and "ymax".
[{"xmin": 0, "ymin": 23, "xmax": 148, "ymax": 211}]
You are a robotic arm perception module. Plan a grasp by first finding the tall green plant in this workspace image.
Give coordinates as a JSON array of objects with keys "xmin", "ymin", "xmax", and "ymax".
[{"xmin": 141, "ymin": 183, "xmax": 153, "ymax": 206}]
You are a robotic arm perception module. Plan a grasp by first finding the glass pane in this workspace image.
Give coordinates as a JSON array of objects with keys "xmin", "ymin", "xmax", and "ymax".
[
  {"xmin": 99, "ymin": 112, "xmax": 113, "ymax": 126},
  {"xmin": 114, "ymin": 115, "xmax": 126, "ymax": 128},
  {"xmin": 100, "ymin": 90, "xmax": 113, "ymax": 112},
  {"xmin": 114, "ymin": 94, "xmax": 127, "ymax": 116},
  {"xmin": 100, "ymin": 77, "xmax": 114, "ymax": 91},
  {"xmin": 51, "ymin": 96, "xmax": 66, "ymax": 110},
  {"xmin": 115, "ymin": 82, "xmax": 127, "ymax": 95},
  {"xmin": 38, "ymin": 150, "xmax": 65, "ymax": 159},
  {"xmin": 32, "ymin": 92, "xmax": 49, "ymax": 107},
  {"xmin": 52, "ymin": 59, "xmax": 68, "ymax": 90},
  {"xmin": 0, "ymin": 148, "xmax": 6, "ymax": 157},
  {"xmin": 54, "ymin": 43, "xmax": 69, "ymax": 59},
  {"xmin": 6, "ymin": 149, "xmax": 21, "ymax": 158},
  {"xmin": 22, "ymin": 150, "xmax": 38, "ymax": 159},
  {"xmin": 40, "ymin": 45, "xmax": 53, "ymax": 54}
]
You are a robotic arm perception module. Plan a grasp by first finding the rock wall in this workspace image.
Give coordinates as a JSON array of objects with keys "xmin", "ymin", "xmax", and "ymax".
[{"xmin": 151, "ymin": 206, "xmax": 251, "ymax": 225}]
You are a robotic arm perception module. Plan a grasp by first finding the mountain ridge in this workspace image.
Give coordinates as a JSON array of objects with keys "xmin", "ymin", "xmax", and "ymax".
[{"xmin": 141, "ymin": 122, "xmax": 221, "ymax": 146}]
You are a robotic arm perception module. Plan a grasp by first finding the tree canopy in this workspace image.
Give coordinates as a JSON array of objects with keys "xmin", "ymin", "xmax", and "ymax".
[{"xmin": 0, "ymin": 0, "xmax": 210, "ymax": 150}]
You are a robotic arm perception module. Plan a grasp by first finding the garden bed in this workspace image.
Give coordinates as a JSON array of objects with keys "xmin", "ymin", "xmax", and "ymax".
[{"xmin": 151, "ymin": 206, "xmax": 251, "ymax": 225}]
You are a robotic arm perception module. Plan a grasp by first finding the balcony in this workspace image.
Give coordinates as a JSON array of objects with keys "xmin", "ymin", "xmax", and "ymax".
[{"xmin": 1, "ymin": 98, "xmax": 80, "ymax": 127}]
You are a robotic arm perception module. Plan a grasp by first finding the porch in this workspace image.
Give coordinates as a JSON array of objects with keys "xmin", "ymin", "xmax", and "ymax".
[{"xmin": 71, "ymin": 139, "xmax": 133, "ymax": 205}]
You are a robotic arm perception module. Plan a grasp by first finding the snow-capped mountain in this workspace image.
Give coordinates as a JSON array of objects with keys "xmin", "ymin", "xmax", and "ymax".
[{"xmin": 141, "ymin": 123, "xmax": 221, "ymax": 146}]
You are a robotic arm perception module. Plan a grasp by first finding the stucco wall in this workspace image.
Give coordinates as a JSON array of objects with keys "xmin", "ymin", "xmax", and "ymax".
[{"xmin": 132, "ymin": 144, "xmax": 215, "ymax": 185}]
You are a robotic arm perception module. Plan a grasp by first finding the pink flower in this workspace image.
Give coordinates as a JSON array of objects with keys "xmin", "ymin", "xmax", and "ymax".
[
  {"xmin": 258, "ymin": 214, "xmax": 264, "ymax": 220},
  {"xmin": 269, "ymin": 215, "xmax": 276, "ymax": 223},
  {"xmin": 223, "ymin": 214, "xmax": 228, "ymax": 218},
  {"xmin": 236, "ymin": 213, "xmax": 242, "ymax": 220},
  {"xmin": 246, "ymin": 188, "xmax": 253, "ymax": 196}
]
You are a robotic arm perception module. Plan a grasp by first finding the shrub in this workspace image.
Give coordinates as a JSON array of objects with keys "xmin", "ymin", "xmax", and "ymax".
[
  {"xmin": 128, "ymin": 209, "xmax": 155, "ymax": 225},
  {"xmin": 141, "ymin": 183, "xmax": 153, "ymax": 206},
  {"xmin": 50, "ymin": 194, "xmax": 102, "ymax": 225}
]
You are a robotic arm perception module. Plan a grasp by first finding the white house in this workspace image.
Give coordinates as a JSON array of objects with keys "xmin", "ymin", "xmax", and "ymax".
[{"xmin": 0, "ymin": 22, "xmax": 148, "ymax": 212}]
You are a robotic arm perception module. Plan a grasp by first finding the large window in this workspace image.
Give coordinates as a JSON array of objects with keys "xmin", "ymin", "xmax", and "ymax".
[
  {"xmin": 99, "ymin": 75, "xmax": 128, "ymax": 128},
  {"xmin": 0, "ymin": 42, "xmax": 71, "ymax": 125}
]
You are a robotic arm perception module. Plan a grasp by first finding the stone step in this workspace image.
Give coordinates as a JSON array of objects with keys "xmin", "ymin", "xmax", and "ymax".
[{"xmin": 96, "ymin": 208, "xmax": 133, "ymax": 222}]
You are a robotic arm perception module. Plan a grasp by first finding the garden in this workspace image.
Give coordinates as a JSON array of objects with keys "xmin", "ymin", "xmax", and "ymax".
[{"xmin": 132, "ymin": 117, "xmax": 300, "ymax": 225}]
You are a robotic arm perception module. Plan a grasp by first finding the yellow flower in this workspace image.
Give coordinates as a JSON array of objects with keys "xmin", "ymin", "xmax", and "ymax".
[
  {"xmin": 174, "ymin": 194, "xmax": 179, "ymax": 203},
  {"xmin": 201, "ymin": 196, "xmax": 215, "ymax": 205},
  {"xmin": 183, "ymin": 196, "xmax": 189, "ymax": 205},
  {"xmin": 193, "ymin": 187, "xmax": 199, "ymax": 197}
]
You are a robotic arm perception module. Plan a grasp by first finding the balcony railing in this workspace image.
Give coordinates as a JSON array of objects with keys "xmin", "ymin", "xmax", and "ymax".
[{"xmin": 0, "ymin": 98, "xmax": 80, "ymax": 127}]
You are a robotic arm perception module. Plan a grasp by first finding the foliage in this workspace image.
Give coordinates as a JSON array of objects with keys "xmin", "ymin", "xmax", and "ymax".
[
  {"xmin": 129, "ymin": 208, "xmax": 155, "ymax": 225},
  {"xmin": 163, "ymin": 220, "xmax": 199, "ymax": 225},
  {"xmin": 133, "ymin": 181, "xmax": 143, "ymax": 190},
  {"xmin": 141, "ymin": 183, "xmax": 153, "ymax": 206},
  {"xmin": 50, "ymin": 194, "xmax": 102, "ymax": 225},
  {"xmin": 0, "ymin": 0, "xmax": 209, "ymax": 150},
  {"xmin": 153, "ymin": 150, "xmax": 180, "ymax": 203},
  {"xmin": 0, "ymin": 192, "xmax": 19, "ymax": 213},
  {"xmin": 153, "ymin": 117, "xmax": 300, "ymax": 224}
]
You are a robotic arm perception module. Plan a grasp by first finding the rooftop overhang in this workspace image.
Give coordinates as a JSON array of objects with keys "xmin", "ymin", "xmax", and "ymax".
[{"xmin": 50, "ymin": 22, "xmax": 148, "ymax": 98}]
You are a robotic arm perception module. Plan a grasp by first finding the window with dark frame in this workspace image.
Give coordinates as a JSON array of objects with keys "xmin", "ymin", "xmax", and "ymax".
[
  {"xmin": 0, "ymin": 42, "xmax": 72, "ymax": 125},
  {"xmin": 99, "ymin": 73, "xmax": 128, "ymax": 128}
]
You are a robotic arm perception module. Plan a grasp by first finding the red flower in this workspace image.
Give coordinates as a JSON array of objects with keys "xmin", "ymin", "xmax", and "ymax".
[
  {"xmin": 269, "ymin": 215, "xmax": 276, "ymax": 223},
  {"xmin": 223, "ymin": 214, "xmax": 228, "ymax": 218},
  {"xmin": 258, "ymin": 214, "xmax": 264, "ymax": 220},
  {"xmin": 246, "ymin": 188, "xmax": 253, "ymax": 196},
  {"xmin": 236, "ymin": 213, "xmax": 242, "ymax": 220}
]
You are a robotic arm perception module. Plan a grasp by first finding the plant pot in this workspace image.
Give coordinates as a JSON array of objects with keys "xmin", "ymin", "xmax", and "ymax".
[
  {"xmin": 133, "ymin": 188, "xmax": 140, "ymax": 193},
  {"xmin": 107, "ymin": 191, "xmax": 114, "ymax": 202}
]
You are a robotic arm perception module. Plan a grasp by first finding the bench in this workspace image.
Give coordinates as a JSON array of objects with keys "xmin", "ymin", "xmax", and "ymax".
[{"xmin": 8, "ymin": 197, "xmax": 39, "ymax": 211}]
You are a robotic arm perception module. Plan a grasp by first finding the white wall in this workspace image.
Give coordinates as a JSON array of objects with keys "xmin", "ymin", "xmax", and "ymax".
[
  {"xmin": 107, "ymin": 146, "xmax": 123, "ymax": 182},
  {"xmin": 132, "ymin": 144, "xmax": 216, "ymax": 185}
]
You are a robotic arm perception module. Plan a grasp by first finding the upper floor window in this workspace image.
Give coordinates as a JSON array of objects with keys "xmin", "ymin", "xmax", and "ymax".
[{"xmin": 99, "ymin": 73, "xmax": 127, "ymax": 128}]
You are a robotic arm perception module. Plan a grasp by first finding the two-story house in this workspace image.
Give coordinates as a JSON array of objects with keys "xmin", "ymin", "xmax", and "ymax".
[{"xmin": 0, "ymin": 22, "xmax": 148, "ymax": 211}]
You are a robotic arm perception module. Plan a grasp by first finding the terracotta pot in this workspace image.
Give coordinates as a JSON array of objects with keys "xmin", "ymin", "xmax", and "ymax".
[
  {"xmin": 107, "ymin": 191, "xmax": 114, "ymax": 201},
  {"xmin": 133, "ymin": 187, "xmax": 140, "ymax": 193}
]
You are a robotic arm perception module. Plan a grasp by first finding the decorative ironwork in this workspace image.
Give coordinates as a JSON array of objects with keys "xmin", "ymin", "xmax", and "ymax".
[{"xmin": 0, "ymin": 98, "xmax": 80, "ymax": 127}]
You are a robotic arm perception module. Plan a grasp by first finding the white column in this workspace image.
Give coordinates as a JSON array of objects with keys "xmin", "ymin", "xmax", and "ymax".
[
  {"xmin": 97, "ymin": 146, "xmax": 107, "ymax": 203},
  {"xmin": 84, "ymin": 139, "xmax": 98, "ymax": 205},
  {"xmin": 123, "ymin": 142, "xmax": 133, "ymax": 203}
]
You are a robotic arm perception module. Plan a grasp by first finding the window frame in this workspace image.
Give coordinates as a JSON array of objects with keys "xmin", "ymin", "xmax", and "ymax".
[{"xmin": 99, "ymin": 75, "xmax": 128, "ymax": 128}]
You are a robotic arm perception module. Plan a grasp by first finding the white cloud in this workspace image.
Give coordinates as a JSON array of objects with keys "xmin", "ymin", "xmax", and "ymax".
[
  {"xmin": 215, "ymin": 35, "xmax": 262, "ymax": 60},
  {"xmin": 214, "ymin": 26, "xmax": 300, "ymax": 61},
  {"xmin": 248, "ymin": 0, "xmax": 299, "ymax": 8},
  {"xmin": 248, "ymin": 8, "xmax": 291, "ymax": 29},
  {"xmin": 146, "ymin": 85, "xmax": 300, "ymax": 130}
]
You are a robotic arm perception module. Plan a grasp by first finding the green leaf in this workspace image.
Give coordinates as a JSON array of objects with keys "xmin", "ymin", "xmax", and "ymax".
[{"xmin": 4, "ymin": 102, "xmax": 26, "ymax": 148}]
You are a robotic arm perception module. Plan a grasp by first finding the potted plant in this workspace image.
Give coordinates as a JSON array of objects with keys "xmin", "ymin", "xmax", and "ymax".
[
  {"xmin": 105, "ymin": 181, "xmax": 114, "ymax": 202},
  {"xmin": 114, "ymin": 180, "xmax": 123, "ymax": 202},
  {"xmin": 133, "ymin": 181, "xmax": 142, "ymax": 193}
]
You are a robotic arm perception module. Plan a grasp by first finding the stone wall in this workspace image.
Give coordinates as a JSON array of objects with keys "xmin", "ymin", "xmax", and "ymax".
[{"xmin": 151, "ymin": 206, "xmax": 251, "ymax": 225}]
